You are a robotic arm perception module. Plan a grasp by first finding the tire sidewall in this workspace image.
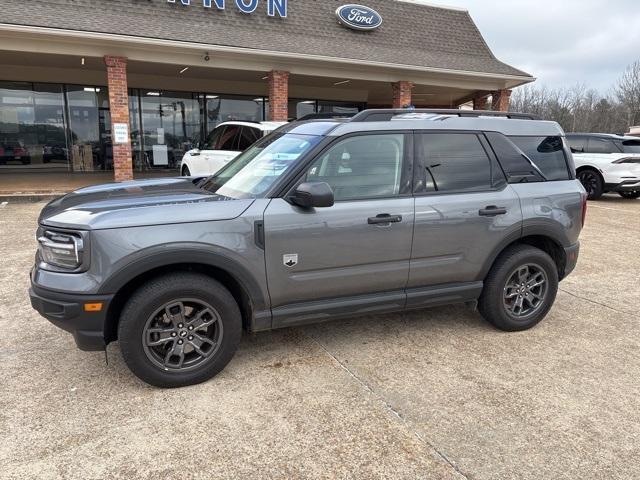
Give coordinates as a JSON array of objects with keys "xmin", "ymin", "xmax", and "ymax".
[
  {"xmin": 118, "ymin": 274, "xmax": 241, "ymax": 388},
  {"xmin": 480, "ymin": 247, "xmax": 559, "ymax": 331}
]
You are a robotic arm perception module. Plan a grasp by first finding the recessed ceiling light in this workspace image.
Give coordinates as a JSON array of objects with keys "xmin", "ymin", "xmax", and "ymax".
[
  {"xmin": 81, "ymin": 57, "xmax": 85, "ymax": 66},
  {"xmin": 261, "ymin": 76, "xmax": 269, "ymax": 80},
  {"xmin": 253, "ymin": 98, "xmax": 265, "ymax": 102},
  {"xmin": 333, "ymin": 80, "xmax": 351, "ymax": 86},
  {"xmin": 179, "ymin": 66, "xmax": 189, "ymax": 74},
  {"xmin": 206, "ymin": 95, "xmax": 219, "ymax": 99},
  {"xmin": 146, "ymin": 91, "xmax": 160, "ymax": 96}
]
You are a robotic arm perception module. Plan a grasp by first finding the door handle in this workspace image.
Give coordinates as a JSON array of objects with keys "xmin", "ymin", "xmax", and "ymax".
[
  {"xmin": 479, "ymin": 206, "xmax": 508, "ymax": 217},
  {"xmin": 368, "ymin": 214, "xmax": 403, "ymax": 225}
]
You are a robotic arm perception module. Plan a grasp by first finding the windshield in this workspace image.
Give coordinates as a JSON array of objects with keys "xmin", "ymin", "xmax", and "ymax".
[
  {"xmin": 200, "ymin": 133, "xmax": 322, "ymax": 198},
  {"xmin": 621, "ymin": 139, "xmax": 640, "ymax": 154}
]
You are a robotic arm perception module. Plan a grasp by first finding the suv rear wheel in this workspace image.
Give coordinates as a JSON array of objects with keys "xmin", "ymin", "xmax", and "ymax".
[
  {"xmin": 576, "ymin": 169, "xmax": 604, "ymax": 200},
  {"xmin": 479, "ymin": 245, "xmax": 558, "ymax": 331},
  {"xmin": 118, "ymin": 273, "xmax": 242, "ymax": 388},
  {"xmin": 181, "ymin": 165, "xmax": 191, "ymax": 176}
]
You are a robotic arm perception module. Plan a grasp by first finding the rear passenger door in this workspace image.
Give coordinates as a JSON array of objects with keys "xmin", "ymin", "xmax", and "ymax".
[{"xmin": 408, "ymin": 132, "xmax": 522, "ymax": 306}]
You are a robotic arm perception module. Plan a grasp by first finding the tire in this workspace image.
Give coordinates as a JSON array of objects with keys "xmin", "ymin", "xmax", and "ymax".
[
  {"xmin": 618, "ymin": 191, "xmax": 640, "ymax": 199},
  {"xmin": 118, "ymin": 272, "xmax": 242, "ymax": 388},
  {"xmin": 576, "ymin": 169, "xmax": 604, "ymax": 200},
  {"xmin": 181, "ymin": 165, "xmax": 191, "ymax": 176},
  {"xmin": 479, "ymin": 245, "xmax": 559, "ymax": 332}
]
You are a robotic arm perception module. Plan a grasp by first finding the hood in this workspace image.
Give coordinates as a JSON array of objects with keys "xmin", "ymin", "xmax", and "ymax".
[{"xmin": 39, "ymin": 178, "xmax": 255, "ymax": 230}]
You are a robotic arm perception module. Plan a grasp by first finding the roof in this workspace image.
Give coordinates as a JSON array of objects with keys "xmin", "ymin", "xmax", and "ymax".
[
  {"xmin": 286, "ymin": 113, "xmax": 563, "ymax": 137},
  {"xmin": 566, "ymin": 133, "xmax": 637, "ymax": 140},
  {"xmin": 0, "ymin": 0, "xmax": 532, "ymax": 79}
]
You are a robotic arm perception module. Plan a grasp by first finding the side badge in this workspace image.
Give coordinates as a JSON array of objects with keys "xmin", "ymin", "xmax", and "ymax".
[{"xmin": 283, "ymin": 254, "xmax": 298, "ymax": 268}]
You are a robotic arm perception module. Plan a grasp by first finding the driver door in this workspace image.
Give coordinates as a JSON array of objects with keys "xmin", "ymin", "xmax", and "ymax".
[{"xmin": 263, "ymin": 132, "xmax": 415, "ymax": 327}]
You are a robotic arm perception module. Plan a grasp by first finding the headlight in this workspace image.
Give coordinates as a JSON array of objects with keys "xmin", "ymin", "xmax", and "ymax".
[{"xmin": 37, "ymin": 230, "xmax": 86, "ymax": 270}]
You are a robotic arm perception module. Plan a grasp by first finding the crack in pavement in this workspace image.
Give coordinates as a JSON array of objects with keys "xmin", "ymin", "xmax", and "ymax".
[
  {"xmin": 306, "ymin": 332, "xmax": 470, "ymax": 480},
  {"xmin": 559, "ymin": 288, "xmax": 633, "ymax": 316}
]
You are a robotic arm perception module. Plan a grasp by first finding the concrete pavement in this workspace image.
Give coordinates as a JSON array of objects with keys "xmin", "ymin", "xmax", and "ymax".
[{"xmin": 1, "ymin": 196, "xmax": 638, "ymax": 479}]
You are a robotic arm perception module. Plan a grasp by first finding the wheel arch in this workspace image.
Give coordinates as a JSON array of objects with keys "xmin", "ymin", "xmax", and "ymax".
[
  {"xmin": 101, "ymin": 249, "xmax": 269, "ymax": 345},
  {"xmin": 480, "ymin": 230, "xmax": 569, "ymax": 283}
]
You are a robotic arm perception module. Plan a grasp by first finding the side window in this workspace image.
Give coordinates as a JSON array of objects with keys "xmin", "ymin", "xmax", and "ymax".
[
  {"xmin": 217, "ymin": 125, "xmax": 241, "ymax": 151},
  {"xmin": 567, "ymin": 136, "xmax": 586, "ymax": 153},
  {"xmin": 204, "ymin": 126, "xmax": 225, "ymax": 150},
  {"xmin": 305, "ymin": 133, "xmax": 405, "ymax": 201},
  {"xmin": 509, "ymin": 136, "xmax": 570, "ymax": 181},
  {"xmin": 237, "ymin": 127, "xmax": 261, "ymax": 152},
  {"xmin": 587, "ymin": 137, "xmax": 618, "ymax": 154},
  {"xmin": 417, "ymin": 133, "xmax": 500, "ymax": 193}
]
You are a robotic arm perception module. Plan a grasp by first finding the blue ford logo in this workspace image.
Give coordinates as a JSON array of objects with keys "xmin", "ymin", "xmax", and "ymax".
[{"xmin": 336, "ymin": 4, "xmax": 383, "ymax": 31}]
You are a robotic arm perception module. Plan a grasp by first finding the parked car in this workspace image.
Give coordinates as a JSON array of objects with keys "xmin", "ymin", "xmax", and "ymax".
[
  {"xmin": 567, "ymin": 133, "xmax": 640, "ymax": 199},
  {"xmin": 180, "ymin": 121, "xmax": 286, "ymax": 176},
  {"xmin": 30, "ymin": 109, "xmax": 586, "ymax": 388},
  {"xmin": 0, "ymin": 141, "xmax": 31, "ymax": 165}
]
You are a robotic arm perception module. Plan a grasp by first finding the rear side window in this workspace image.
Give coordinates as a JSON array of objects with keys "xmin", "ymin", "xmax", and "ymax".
[
  {"xmin": 619, "ymin": 139, "xmax": 640, "ymax": 153},
  {"xmin": 416, "ymin": 133, "xmax": 504, "ymax": 193},
  {"xmin": 587, "ymin": 137, "xmax": 618, "ymax": 154},
  {"xmin": 509, "ymin": 136, "xmax": 571, "ymax": 181}
]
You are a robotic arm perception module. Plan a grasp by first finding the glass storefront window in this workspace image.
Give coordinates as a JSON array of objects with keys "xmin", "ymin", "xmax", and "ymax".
[
  {"xmin": 140, "ymin": 90, "xmax": 201, "ymax": 169},
  {"xmin": 205, "ymin": 95, "xmax": 265, "ymax": 127},
  {"xmin": 66, "ymin": 85, "xmax": 112, "ymax": 171},
  {"xmin": 317, "ymin": 101, "xmax": 364, "ymax": 115},
  {"xmin": 289, "ymin": 99, "xmax": 317, "ymax": 120},
  {"xmin": 0, "ymin": 81, "xmax": 68, "ymax": 172}
]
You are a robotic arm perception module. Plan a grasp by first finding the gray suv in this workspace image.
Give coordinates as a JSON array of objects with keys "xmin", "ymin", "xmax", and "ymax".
[{"xmin": 29, "ymin": 109, "xmax": 586, "ymax": 388}]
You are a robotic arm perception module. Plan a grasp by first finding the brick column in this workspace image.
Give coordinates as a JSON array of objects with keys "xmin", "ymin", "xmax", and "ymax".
[
  {"xmin": 268, "ymin": 70, "xmax": 289, "ymax": 121},
  {"xmin": 473, "ymin": 95, "xmax": 489, "ymax": 111},
  {"xmin": 391, "ymin": 81, "xmax": 414, "ymax": 108},
  {"xmin": 491, "ymin": 89, "xmax": 512, "ymax": 112},
  {"xmin": 104, "ymin": 56, "xmax": 133, "ymax": 182}
]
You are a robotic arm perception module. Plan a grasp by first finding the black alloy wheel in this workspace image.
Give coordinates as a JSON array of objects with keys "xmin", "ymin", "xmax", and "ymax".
[{"xmin": 576, "ymin": 170, "xmax": 604, "ymax": 200}]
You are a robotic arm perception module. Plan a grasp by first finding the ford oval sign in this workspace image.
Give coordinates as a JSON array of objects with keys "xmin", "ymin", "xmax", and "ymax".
[{"xmin": 336, "ymin": 4, "xmax": 383, "ymax": 31}]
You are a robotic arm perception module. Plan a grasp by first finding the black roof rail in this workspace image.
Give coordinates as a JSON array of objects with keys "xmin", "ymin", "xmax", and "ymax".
[
  {"xmin": 296, "ymin": 112, "xmax": 357, "ymax": 121},
  {"xmin": 350, "ymin": 109, "xmax": 541, "ymax": 122}
]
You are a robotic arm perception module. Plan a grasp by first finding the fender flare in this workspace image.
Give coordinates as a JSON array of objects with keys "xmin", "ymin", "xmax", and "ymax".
[
  {"xmin": 477, "ymin": 221, "xmax": 570, "ymax": 281},
  {"xmin": 98, "ymin": 243, "xmax": 268, "ymax": 312}
]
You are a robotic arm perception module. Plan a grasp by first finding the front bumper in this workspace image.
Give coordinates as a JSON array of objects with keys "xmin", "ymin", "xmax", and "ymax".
[
  {"xmin": 605, "ymin": 180, "xmax": 640, "ymax": 192},
  {"xmin": 562, "ymin": 242, "xmax": 580, "ymax": 279},
  {"xmin": 29, "ymin": 283, "xmax": 113, "ymax": 351}
]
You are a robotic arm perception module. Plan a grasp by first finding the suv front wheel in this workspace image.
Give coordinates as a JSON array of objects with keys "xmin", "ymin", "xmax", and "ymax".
[
  {"xmin": 118, "ymin": 273, "xmax": 242, "ymax": 388},
  {"xmin": 479, "ymin": 245, "xmax": 559, "ymax": 331}
]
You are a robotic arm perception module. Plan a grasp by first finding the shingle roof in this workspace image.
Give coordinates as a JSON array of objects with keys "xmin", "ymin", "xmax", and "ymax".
[{"xmin": 0, "ymin": 0, "xmax": 532, "ymax": 78}]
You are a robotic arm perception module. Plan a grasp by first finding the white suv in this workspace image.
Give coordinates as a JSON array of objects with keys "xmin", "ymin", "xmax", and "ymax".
[
  {"xmin": 180, "ymin": 121, "xmax": 287, "ymax": 176},
  {"xmin": 567, "ymin": 133, "xmax": 640, "ymax": 199}
]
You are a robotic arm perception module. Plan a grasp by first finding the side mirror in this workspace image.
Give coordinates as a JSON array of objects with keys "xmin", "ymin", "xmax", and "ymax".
[{"xmin": 290, "ymin": 182, "xmax": 335, "ymax": 208}]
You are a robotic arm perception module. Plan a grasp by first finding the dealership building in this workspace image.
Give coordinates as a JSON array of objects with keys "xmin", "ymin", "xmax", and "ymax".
[{"xmin": 0, "ymin": 0, "xmax": 534, "ymax": 186}]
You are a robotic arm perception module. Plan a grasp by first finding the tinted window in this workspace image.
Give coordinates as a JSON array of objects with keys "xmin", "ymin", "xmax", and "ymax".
[
  {"xmin": 587, "ymin": 137, "xmax": 618, "ymax": 154},
  {"xmin": 217, "ymin": 125, "xmax": 241, "ymax": 151},
  {"xmin": 567, "ymin": 136, "xmax": 587, "ymax": 153},
  {"xmin": 237, "ymin": 127, "xmax": 261, "ymax": 151},
  {"xmin": 306, "ymin": 134, "xmax": 405, "ymax": 201},
  {"xmin": 509, "ymin": 136, "xmax": 570, "ymax": 181},
  {"xmin": 417, "ymin": 133, "xmax": 498, "ymax": 193},
  {"xmin": 620, "ymin": 139, "xmax": 640, "ymax": 153},
  {"xmin": 204, "ymin": 125, "xmax": 225, "ymax": 150}
]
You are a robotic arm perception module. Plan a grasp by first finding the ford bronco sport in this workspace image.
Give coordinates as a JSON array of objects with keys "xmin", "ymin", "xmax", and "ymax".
[{"xmin": 30, "ymin": 109, "xmax": 586, "ymax": 388}]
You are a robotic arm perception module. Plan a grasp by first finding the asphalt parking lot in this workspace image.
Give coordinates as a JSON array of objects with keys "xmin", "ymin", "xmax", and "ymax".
[{"xmin": 1, "ymin": 196, "xmax": 639, "ymax": 480}]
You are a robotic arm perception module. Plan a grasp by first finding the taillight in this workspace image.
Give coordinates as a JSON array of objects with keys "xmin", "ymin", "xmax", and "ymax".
[{"xmin": 581, "ymin": 193, "xmax": 588, "ymax": 227}]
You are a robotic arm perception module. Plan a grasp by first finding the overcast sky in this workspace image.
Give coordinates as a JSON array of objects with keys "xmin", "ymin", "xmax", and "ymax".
[{"xmin": 428, "ymin": 0, "xmax": 640, "ymax": 92}]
